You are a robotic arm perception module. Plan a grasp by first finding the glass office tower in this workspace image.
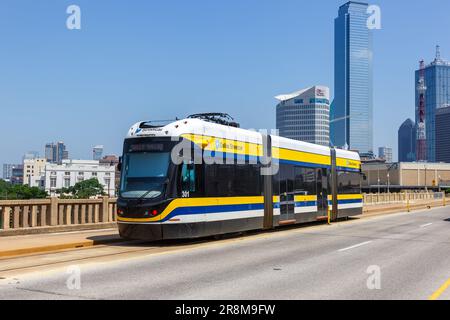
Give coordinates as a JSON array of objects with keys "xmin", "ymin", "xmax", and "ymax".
[
  {"xmin": 332, "ymin": 1, "xmax": 373, "ymax": 154},
  {"xmin": 415, "ymin": 48, "xmax": 450, "ymax": 162},
  {"xmin": 276, "ymin": 86, "xmax": 330, "ymax": 147},
  {"xmin": 398, "ymin": 119, "xmax": 417, "ymax": 162}
]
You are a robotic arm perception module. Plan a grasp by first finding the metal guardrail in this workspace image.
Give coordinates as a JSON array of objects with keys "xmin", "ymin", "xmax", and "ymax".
[{"xmin": 0, "ymin": 198, "xmax": 117, "ymax": 230}]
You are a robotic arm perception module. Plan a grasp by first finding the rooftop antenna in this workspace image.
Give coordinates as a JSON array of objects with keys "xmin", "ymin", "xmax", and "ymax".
[
  {"xmin": 416, "ymin": 60, "xmax": 427, "ymax": 162},
  {"xmin": 436, "ymin": 45, "xmax": 441, "ymax": 61}
]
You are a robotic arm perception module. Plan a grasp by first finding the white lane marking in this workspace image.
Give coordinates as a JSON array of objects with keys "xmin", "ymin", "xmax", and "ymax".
[
  {"xmin": 338, "ymin": 241, "xmax": 373, "ymax": 252},
  {"xmin": 420, "ymin": 223, "xmax": 433, "ymax": 228}
]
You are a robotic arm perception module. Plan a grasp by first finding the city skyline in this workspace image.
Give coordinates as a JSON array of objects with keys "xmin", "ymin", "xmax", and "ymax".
[{"xmin": 1, "ymin": 1, "xmax": 450, "ymax": 165}]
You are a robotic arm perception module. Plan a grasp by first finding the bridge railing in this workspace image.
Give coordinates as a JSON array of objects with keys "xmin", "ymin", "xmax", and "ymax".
[
  {"xmin": 0, "ymin": 198, "xmax": 117, "ymax": 230},
  {"xmin": 363, "ymin": 192, "xmax": 445, "ymax": 206}
]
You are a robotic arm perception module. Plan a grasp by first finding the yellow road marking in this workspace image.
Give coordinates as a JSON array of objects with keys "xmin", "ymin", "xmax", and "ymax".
[{"xmin": 429, "ymin": 278, "xmax": 450, "ymax": 300}]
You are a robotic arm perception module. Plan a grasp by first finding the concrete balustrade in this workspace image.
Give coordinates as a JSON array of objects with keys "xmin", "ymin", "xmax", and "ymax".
[
  {"xmin": 363, "ymin": 192, "xmax": 446, "ymax": 206},
  {"xmin": 0, "ymin": 198, "xmax": 117, "ymax": 231},
  {"xmin": 0, "ymin": 194, "xmax": 447, "ymax": 234}
]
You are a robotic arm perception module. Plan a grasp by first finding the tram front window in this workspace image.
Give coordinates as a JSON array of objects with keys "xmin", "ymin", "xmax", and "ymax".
[{"xmin": 120, "ymin": 152, "xmax": 171, "ymax": 199}]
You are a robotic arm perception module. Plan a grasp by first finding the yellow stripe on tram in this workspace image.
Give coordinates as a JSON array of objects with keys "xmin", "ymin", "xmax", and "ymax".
[
  {"xmin": 273, "ymin": 147, "xmax": 331, "ymax": 167},
  {"xmin": 336, "ymin": 157, "xmax": 361, "ymax": 170},
  {"xmin": 294, "ymin": 195, "xmax": 318, "ymax": 202},
  {"xmin": 181, "ymin": 134, "xmax": 263, "ymax": 158},
  {"xmin": 118, "ymin": 196, "xmax": 264, "ymax": 223}
]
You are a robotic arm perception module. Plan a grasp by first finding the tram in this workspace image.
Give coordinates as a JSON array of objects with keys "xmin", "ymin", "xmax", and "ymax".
[{"xmin": 117, "ymin": 113, "xmax": 363, "ymax": 240}]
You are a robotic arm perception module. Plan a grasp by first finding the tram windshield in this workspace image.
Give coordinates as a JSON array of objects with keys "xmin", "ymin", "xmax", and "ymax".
[{"xmin": 120, "ymin": 145, "xmax": 172, "ymax": 199}]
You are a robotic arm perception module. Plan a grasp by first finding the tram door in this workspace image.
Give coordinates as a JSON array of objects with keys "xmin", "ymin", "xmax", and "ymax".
[
  {"xmin": 279, "ymin": 166, "xmax": 295, "ymax": 222},
  {"xmin": 317, "ymin": 169, "xmax": 329, "ymax": 217}
]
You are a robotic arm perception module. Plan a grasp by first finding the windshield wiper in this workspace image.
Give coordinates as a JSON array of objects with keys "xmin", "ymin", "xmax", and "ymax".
[{"xmin": 137, "ymin": 179, "xmax": 170, "ymax": 204}]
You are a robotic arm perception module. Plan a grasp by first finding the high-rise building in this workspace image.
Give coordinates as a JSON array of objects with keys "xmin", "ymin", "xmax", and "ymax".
[
  {"xmin": 2, "ymin": 164, "xmax": 19, "ymax": 180},
  {"xmin": 10, "ymin": 165, "xmax": 24, "ymax": 185},
  {"xmin": 23, "ymin": 158, "xmax": 47, "ymax": 187},
  {"xmin": 45, "ymin": 143, "xmax": 54, "ymax": 163},
  {"xmin": 415, "ymin": 46, "xmax": 450, "ymax": 162},
  {"xmin": 378, "ymin": 147, "xmax": 393, "ymax": 163},
  {"xmin": 436, "ymin": 105, "xmax": 450, "ymax": 163},
  {"xmin": 23, "ymin": 151, "xmax": 40, "ymax": 161},
  {"xmin": 332, "ymin": 1, "xmax": 373, "ymax": 154},
  {"xmin": 398, "ymin": 119, "xmax": 417, "ymax": 162},
  {"xmin": 45, "ymin": 142, "xmax": 68, "ymax": 164},
  {"xmin": 276, "ymin": 86, "xmax": 330, "ymax": 146},
  {"xmin": 93, "ymin": 145, "xmax": 104, "ymax": 161}
]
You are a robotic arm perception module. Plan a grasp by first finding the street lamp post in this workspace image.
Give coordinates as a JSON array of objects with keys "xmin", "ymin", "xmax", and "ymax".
[{"xmin": 387, "ymin": 173, "xmax": 390, "ymax": 194}]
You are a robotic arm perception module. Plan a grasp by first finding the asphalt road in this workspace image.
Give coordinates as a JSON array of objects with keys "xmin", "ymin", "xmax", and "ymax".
[{"xmin": 0, "ymin": 207, "xmax": 449, "ymax": 300}]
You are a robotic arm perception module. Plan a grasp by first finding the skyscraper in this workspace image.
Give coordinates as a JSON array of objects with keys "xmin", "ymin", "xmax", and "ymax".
[
  {"xmin": 436, "ymin": 105, "xmax": 450, "ymax": 163},
  {"xmin": 332, "ymin": 1, "xmax": 373, "ymax": 154},
  {"xmin": 415, "ymin": 46, "xmax": 450, "ymax": 162},
  {"xmin": 45, "ymin": 142, "xmax": 68, "ymax": 164},
  {"xmin": 276, "ymin": 86, "xmax": 330, "ymax": 146},
  {"xmin": 23, "ymin": 151, "xmax": 40, "ymax": 161},
  {"xmin": 378, "ymin": 147, "xmax": 393, "ymax": 163},
  {"xmin": 45, "ymin": 143, "xmax": 55, "ymax": 163},
  {"xmin": 2, "ymin": 164, "xmax": 19, "ymax": 180},
  {"xmin": 93, "ymin": 145, "xmax": 104, "ymax": 161},
  {"xmin": 398, "ymin": 119, "xmax": 416, "ymax": 162}
]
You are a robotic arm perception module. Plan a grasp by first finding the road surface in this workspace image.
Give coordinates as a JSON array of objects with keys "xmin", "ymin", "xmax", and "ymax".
[{"xmin": 0, "ymin": 207, "xmax": 449, "ymax": 300}]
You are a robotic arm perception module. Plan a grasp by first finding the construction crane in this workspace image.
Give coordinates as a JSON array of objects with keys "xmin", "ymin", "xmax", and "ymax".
[{"xmin": 416, "ymin": 60, "xmax": 427, "ymax": 161}]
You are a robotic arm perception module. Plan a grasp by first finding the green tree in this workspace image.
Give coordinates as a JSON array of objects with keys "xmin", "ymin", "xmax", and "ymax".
[
  {"xmin": 0, "ymin": 179, "xmax": 48, "ymax": 200},
  {"xmin": 58, "ymin": 178, "xmax": 106, "ymax": 199}
]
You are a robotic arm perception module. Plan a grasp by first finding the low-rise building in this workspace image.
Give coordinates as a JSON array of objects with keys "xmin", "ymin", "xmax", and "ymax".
[
  {"xmin": 100, "ymin": 155, "xmax": 121, "ymax": 192},
  {"xmin": 44, "ymin": 160, "xmax": 116, "ymax": 197},
  {"xmin": 362, "ymin": 162, "xmax": 450, "ymax": 192}
]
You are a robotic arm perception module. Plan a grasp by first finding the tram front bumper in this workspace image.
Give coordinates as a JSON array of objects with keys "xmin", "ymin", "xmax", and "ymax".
[{"xmin": 118, "ymin": 222, "xmax": 163, "ymax": 241}]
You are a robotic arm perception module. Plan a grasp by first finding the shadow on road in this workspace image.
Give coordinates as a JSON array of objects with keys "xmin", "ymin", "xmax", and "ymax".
[{"xmin": 86, "ymin": 217, "xmax": 361, "ymax": 249}]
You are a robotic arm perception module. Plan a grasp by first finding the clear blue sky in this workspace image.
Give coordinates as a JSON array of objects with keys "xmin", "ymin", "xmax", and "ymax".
[{"xmin": 1, "ymin": 0, "xmax": 449, "ymax": 166}]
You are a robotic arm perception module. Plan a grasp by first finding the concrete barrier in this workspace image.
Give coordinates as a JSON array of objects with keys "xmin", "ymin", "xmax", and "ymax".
[{"xmin": 0, "ymin": 197, "xmax": 117, "ymax": 233}]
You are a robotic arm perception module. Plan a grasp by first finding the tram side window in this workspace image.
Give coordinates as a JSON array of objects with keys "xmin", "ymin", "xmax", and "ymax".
[
  {"xmin": 294, "ymin": 166, "xmax": 317, "ymax": 195},
  {"xmin": 234, "ymin": 164, "xmax": 261, "ymax": 196},
  {"xmin": 337, "ymin": 171, "xmax": 361, "ymax": 194},
  {"xmin": 181, "ymin": 163, "xmax": 196, "ymax": 193},
  {"xmin": 205, "ymin": 164, "xmax": 261, "ymax": 197}
]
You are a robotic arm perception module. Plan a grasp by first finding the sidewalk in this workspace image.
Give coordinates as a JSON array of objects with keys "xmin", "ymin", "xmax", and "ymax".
[
  {"xmin": 0, "ymin": 229, "xmax": 121, "ymax": 258},
  {"xmin": 363, "ymin": 198, "xmax": 448, "ymax": 216}
]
